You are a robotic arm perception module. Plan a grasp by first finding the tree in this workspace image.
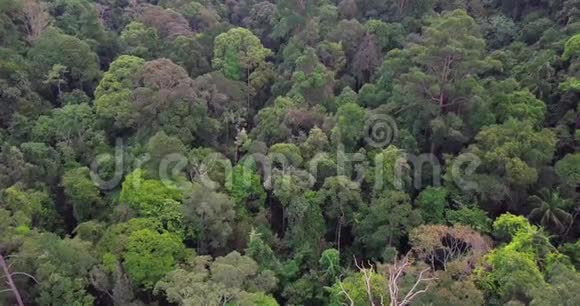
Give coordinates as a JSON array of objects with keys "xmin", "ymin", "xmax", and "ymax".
[
  {"xmin": 48, "ymin": 0, "xmax": 106, "ymax": 42},
  {"xmin": 492, "ymin": 88, "xmax": 546, "ymax": 126},
  {"xmin": 563, "ymin": 34, "xmax": 580, "ymax": 60},
  {"xmin": 330, "ymin": 266, "xmax": 388, "ymax": 306},
  {"xmin": 317, "ymin": 176, "xmax": 363, "ymax": 251},
  {"xmin": 118, "ymin": 169, "xmax": 185, "ymax": 236},
  {"xmin": 555, "ymin": 153, "xmax": 580, "ymax": 187},
  {"xmin": 213, "ymin": 27, "xmax": 272, "ymax": 81},
  {"xmin": 120, "ymin": 21, "xmax": 160, "ymax": 59},
  {"xmin": 31, "ymin": 103, "xmax": 107, "ymax": 164},
  {"xmin": 9, "ymin": 233, "xmax": 98, "ymax": 305},
  {"xmin": 528, "ymin": 189, "xmax": 573, "ymax": 234},
  {"xmin": 28, "ymin": 28, "xmax": 100, "ymax": 88},
  {"xmin": 355, "ymin": 191, "xmax": 422, "ymax": 259},
  {"xmin": 0, "ymin": 253, "xmax": 27, "ymax": 306},
  {"xmin": 251, "ymin": 96, "xmax": 296, "ymax": 145},
  {"xmin": 137, "ymin": 4, "xmax": 192, "ymax": 39},
  {"xmin": 319, "ymin": 248, "xmax": 340, "ymax": 279},
  {"xmin": 163, "ymin": 35, "xmax": 211, "ymax": 78},
  {"xmin": 154, "ymin": 251, "xmax": 277, "ymax": 305},
  {"xmin": 492, "ymin": 213, "xmax": 534, "ymax": 241},
  {"xmin": 446, "ymin": 206, "xmax": 492, "ymax": 234},
  {"xmin": 352, "ymin": 33, "xmax": 382, "ymax": 85},
  {"xmin": 385, "ymin": 255, "xmax": 437, "ymax": 306},
  {"xmin": 62, "ymin": 167, "xmax": 104, "ymax": 223},
  {"xmin": 476, "ymin": 247, "xmax": 545, "ymax": 303},
  {"xmin": 270, "ymin": 143, "xmax": 304, "ymax": 167},
  {"xmin": 145, "ymin": 131, "xmax": 187, "ymax": 179},
  {"xmin": 133, "ymin": 58, "xmax": 219, "ymax": 143},
  {"xmin": 272, "ymin": 0, "xmax": 324, "ymax": 38},
  {"xmin": 289, "ymin": 47, "xmax": 335, "ymax": 106},
  {"xmin": 530, "ymin": 264, "xmax": 580, "ymax": 306},
  {"xmin": 43, "ymin": 64, "xmax": 67, "ymax": 99},
  {"xmin": 3, "ymin": 184, "xmax": 60, "ymax": 231},
  {"xmin": 225, "ymin": 164, "xmax": 266, "ymax": 212},
  {"xmin": 389, "ymin": 9, "xmax": 491, "ymax": 154},
  {"xmin": 183, "ymin": 183, "xmax": 236, "ymax": 253},
  {"xmin": 243, "ymin": 1, "xmax": 277, "ymax": 45},
  {"xmin": 246, "ymin": 229, "xmax": 281, "ymax": 273},
  {"xmin": 331, "ymin": 102, "xmax": 367, "ymax": 150},
  {"xmin": 410, "ymin": 224, "xmax": 491, "ymax": 270},
  {"xmin": 123, "ymin": 228, "xmax": 186, "ymax": 288},
  {"xmin": 416, "ymin": 187, "xmax": 449, "ymax": 224},
  {"xmin": 414, "ymin": 259, "xmax": 485, "ymax": 306},
  {"xmin": 94, "ymin": 55, "xmax": 145, "ymax": 131},
  {"xmin": 371, "ymin": 145, "xmax": 409, "ymax": 193},
  {"xmin": 366, "ymin": 19, "xmax": 404, "ymax": 52},
  {"xmin": 14, "ymin": 0, "xmax": 50, "ymax": 44},
  {"xmin": 465, "ymin": 119, "xmax": 556, "ymax": 206}
]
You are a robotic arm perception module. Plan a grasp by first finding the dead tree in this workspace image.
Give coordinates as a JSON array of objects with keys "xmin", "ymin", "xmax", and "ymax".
[
  {"xmin": 0, "ymin": 254, "xmax": 38, "ymax": 306},
  {"xmin": 386, "ymin": 255, "xmax": 436, "ymax": 306},
  {"xmin": 337, "ymin": 255, "xmax": 436, "ymax": 306},
  {"xmin": 13, "ymin": 0, "xmax": 51, "ymax": 44},
  {"xmin": 0, "ymin": 254, "xmax": 23, "ymax": 306}
]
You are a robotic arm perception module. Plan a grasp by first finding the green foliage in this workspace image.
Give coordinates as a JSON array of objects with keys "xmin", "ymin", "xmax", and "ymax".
[
  {"xmin": 555, "ymin": 153, "xmax": 580, "ymax": 186},
  {"xmin": 319, "ymin": 248, "xmax": 340, "ymax": 279},
  {"xmin": 2, "ymin": 2, "xmax": 580, "ymax": 305},
  {"xmin": 331, "ymin": 102, "xmax": 366, "ymax": 150},
  {"xmin": 28, "ymin": 28, "xmax": 100, "ymax": 84},
  {"xmin": 94, "ymin": 55, "xmax": 145, "ymax": 130},
  {"xmin": 289, "ymin": 47, "xmax": 335, "ymax": 106},
  {"xmin": 270, "ymin": 143, "xmax": 303, "ymax": 167},
  {"xmin": 246, "ymin": 229, "xmax": 281, "ymax": 272},
  {"xmin": 49, "ymin": 0, "xmax": 106, "ymax": 42},
  {"xmin": 213, "ymin": 27, "xmax": 272, "ymax": 80},
  {"xmin": 330, "ymin": 270, "xmax": 388, "ymax": 306},
  {"xmin": 493, "ymin": 213, "xmax": 533, "ymax": 241},
  {"xmin": 10, "ymin": 233, "xmax": 97, "ymax": 305},
  {"xmin": 528, "ymin": 189, "xmax": 573, "ymax": 233},
  {"xmin": 145, "ymin": 130, "xmax": 187, "ymax": 178},
  {"xmin": 477, "ymin": 247, "xmax": 545, "ymax": 303},
  {"xmin": 2, "ymin": 184, "xmax": 60, "ymax": 231},
  {"xmin": 417, "ymin": 187, "xmax": 449, "ymax": 224},
  {"xmin": 318, "ymin": 176, "xmax": 363, "ymax": 248},
  {"xmin": 62, "ymin": 167, "xmax": 104, "ymax": 222},
  {"xmin": 447, "ymin": 206, "xmax": 493, "ymax": 233},
  {"xmin": 184, "ymin": 183, "xmax": 236, "ymax": 253},
  {"xmin": 356, "ymin": 191, "xmax": 422, "ymax": 258},
  {"xmin": 563, "ymin": 34, "xmax": 580, "ymax": 60},
  {"xmin": 119, "ymin": 169, "xmax": 182, "ymax": 214},
  {"xmin": 120, "ymin": 22, "xmax": 160, "ymax": 59},
  {"xmin": 468, "ymin": 119, "xmax": 556, "ymax": 188},
  {"xmin": 119, "ymin": 169, "xmax": 183, "ymax": 221},
  {"xmin": 124, "ymin": 228, "xmax": 186, "ymax": 288},
  {"xmin": 31, "ymin": 103, "xmax": 107, "ymax": 164},
  {"xmin": 493, "ymin": 89, "xmax": 546, "ymax": 125},
  {"xmin": 226, "ymin": 164, "xmax": 266, "ymax": 211},
  {"xmin": 154, "ymin": 251, "xmax": 277, "ymax": 304}
]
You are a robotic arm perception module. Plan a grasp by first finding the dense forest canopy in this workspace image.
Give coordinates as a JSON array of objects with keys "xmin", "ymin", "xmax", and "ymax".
[{"xmin": 0, "ymin": 0, "xmax": 579, "ymax": 305}]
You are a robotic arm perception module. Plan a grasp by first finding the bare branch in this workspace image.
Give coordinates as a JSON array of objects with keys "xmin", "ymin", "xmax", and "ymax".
[
  {"xmin": 0, "ymin": 254, "xmax": 24, "ymax": 306},
  {"xmin": 10, "ymin": 272, "xmax": 40, "ymax": 284},
  {"xmin": 386, "ymin": 254, "xmax": 437, "ymax": 306},
  {"xmin": 337, "ymin": 278, "xmax": 355, "ymax": 306}
]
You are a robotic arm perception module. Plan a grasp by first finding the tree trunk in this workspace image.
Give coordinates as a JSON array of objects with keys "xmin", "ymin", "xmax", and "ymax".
[{"xmin": 0, "ymin": 254, "xmax": 24, "ymax": 306}]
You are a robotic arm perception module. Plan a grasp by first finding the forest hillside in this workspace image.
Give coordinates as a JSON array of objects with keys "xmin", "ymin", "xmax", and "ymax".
[{"xmin": 0, "ymin": 0, "xmax": 579, "ymax": 305}]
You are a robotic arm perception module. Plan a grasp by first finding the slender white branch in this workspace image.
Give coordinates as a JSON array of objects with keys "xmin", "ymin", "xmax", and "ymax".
[{"xmin": 10, "ymin": 272, "xmax": 40, "ymax": 284}]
